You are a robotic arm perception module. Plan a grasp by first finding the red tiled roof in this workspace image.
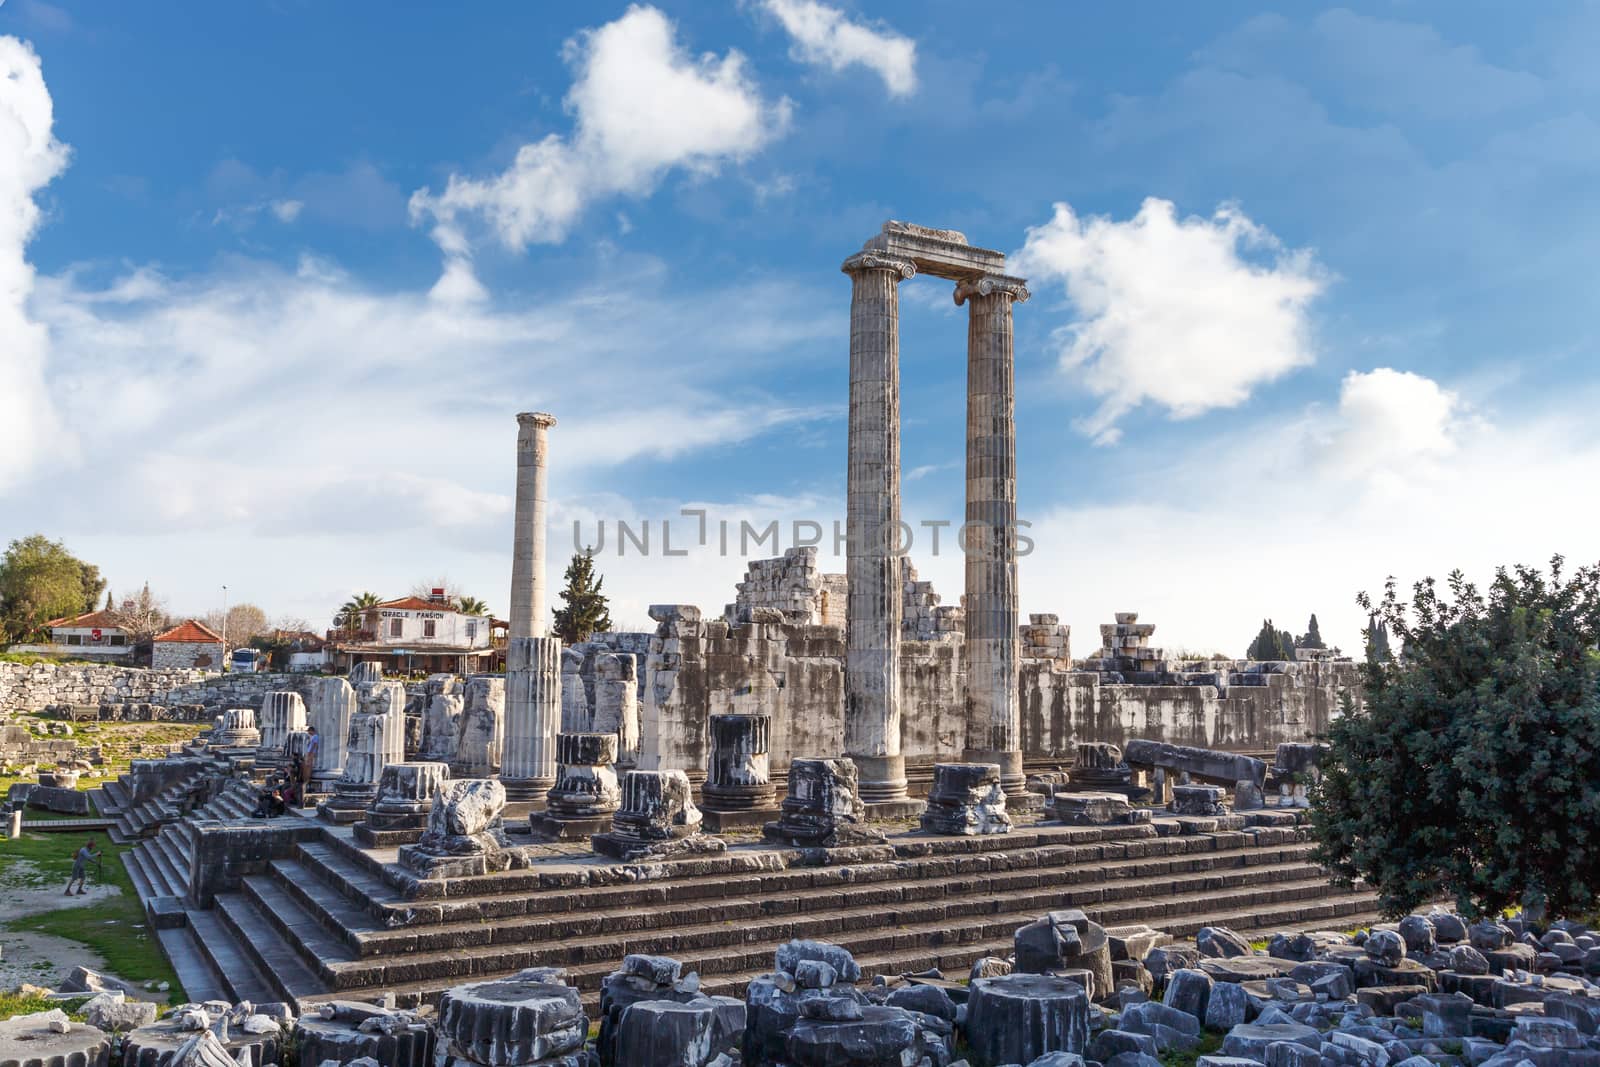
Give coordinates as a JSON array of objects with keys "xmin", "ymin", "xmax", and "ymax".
[
  {"xmin": 376, "ymin": 596, "xmax": 456, "ymax": 611},
  {"xmin": 47, "ymin": 610, "xmax": 124, "ymax": 630},
  {"xmin": 154, "ymin": 619, "xmax": 224, "ymax": 644}
]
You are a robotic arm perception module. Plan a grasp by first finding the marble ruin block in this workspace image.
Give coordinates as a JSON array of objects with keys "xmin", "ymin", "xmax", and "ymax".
[
  {"xmin": 1053, "ymin": 791, "xmax": 1140, "ymax": 826},
  {"xmin": 503, "ymin": 636, "xmax": 561, "ymax": 803},
  {"xmin": 420, "ymin": 693, "xmax": 464, "ymax": 764},
  {"xmin": 323, "ymin": 682, "xmax": 406, "ymax": 817},
  {"xmin": 591, "ymin": 653, "xmax": 639, "ymax": 768},
  {"xmin": 366, "ymin": 761, "xmax": 450, "ymax": 829},
  {"xmin": 452, "ymin": 677, "xmax": 504, "ymax": 778},
  {"xmin": 966, "ymin": 973, "xmax": 1091, "ymax": 1064},
  {"xmin": 434, "ymin": 977, "xmax": 587, "ymax": 1067},
  {"xmin": 919, "ymin": 762, "xmax": 1011, "ymax": 835},
  {"xmin": 559, "ymin": 648, "xmax": 587, "ymax": 732},
  {"xmin": 213, "ymin": 707, "xmax": 260, "ymax": 749},
  {"xmin": 259, "ymin": 691, "xmax": 307, "ymax": 759},
  {"xmin": 1172, "ymin": 783, "xmax": 1228, "ymax": 816},
  {"xmin": 703, "ymin": 714, "xmax": 777, "ymax": 812},
  {"xmin": 546, "ymin": 732, "xmax": 621, "ymax": 820},
  {"xmin": 400, "ymin": 778, "xmax": 510, "ymax": 879},
  {"xmin": 1123, "ymin": 739, "xmax": 1267, "ymax": 790},
  {"xmin": 592, "ymin": 770, "xmax": 723, "ymax": 860},
  {"xmin": 763, "ymin": 757, "xmax": 886, "ymax": 849},
  {"xmin": 349, "ymin": 661, "xmax": 383, "ymax": 686},
  {"xmin": 309, "ymin": 676, "xmax": 356, "ymax": 786}
]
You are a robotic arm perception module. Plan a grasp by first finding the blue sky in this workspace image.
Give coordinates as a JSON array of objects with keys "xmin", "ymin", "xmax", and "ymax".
[{"xmin": 2, "ymin": 0, "xmax": 1597, "ymax": 654}]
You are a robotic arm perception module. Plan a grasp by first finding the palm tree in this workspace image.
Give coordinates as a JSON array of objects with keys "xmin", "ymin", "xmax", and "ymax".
[
  {"xmin": 456, "ymin": 596, "xmax": 488, "ymax": 616},
  {"xmin": 336, "ymin": 591, "xmax": 382, "ymax": 635}
]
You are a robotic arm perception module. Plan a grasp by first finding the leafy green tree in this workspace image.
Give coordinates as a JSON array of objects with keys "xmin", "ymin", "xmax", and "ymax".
[
  {"xmin": 1312, "ymin": 557, "xmax": 1600, "ymax": 919},
  {"xmin": 0, "ymin": 536, "xmax": 106, "ymax": 643},
  {"xmin": 552, "ymin": 552, "xmax": 612, "ymax": 645},
  {"xmin": 1297, "ymin": 613, "xmax": 1326, "ymax": 650},
  {"xmin": 1246, "ymin": 618, "xmax": 1295, "ymax": 661},
  {"xmin": 1364, "ymin": 612, "xmax": 1392, "ymax": 661},
  {"xmin": 456, "ymin": 596, "xmax": 489, "ymax": 616}
]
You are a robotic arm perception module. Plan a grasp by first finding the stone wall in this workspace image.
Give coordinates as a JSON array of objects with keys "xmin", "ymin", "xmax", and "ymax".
[
  {"xmin": 152, "ymin": 640, "xmax": 226, "ymax": 670},
  {"xmin": 0, "ymin": 662, "xmax": 321, "ymax": 714}
]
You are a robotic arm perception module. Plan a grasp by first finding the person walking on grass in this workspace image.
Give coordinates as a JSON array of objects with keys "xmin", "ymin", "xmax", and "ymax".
[{"xmin": 65, "ymin": 837, "xmax": 101, "ymax": 896}]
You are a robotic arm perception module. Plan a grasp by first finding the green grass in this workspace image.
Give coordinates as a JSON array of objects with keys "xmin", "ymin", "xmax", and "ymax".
[
  {"xmin": 1160, "ymin": 1030, "xmax": 1224, "ymax": 1066},
  {"xmin": 0, "ymin": 991, "xmax": 90, "ymax": 1022},
  {"xmin": 0, "ymin": 831, "xmax": 185, "ymax": 1001}
]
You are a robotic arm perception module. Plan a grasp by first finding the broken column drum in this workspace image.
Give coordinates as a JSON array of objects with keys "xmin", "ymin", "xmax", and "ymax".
[
  {"xmin": 546, "ymin": 732, "xmax": 621, "ymax": 819},
  {"xmin": 591, "ymin": 769, "xmax": 713, "ymax": 859},
  {"xmin": 452, "ymin": 676, "xmax": 504, "ymax": 778},
  {"xmin": 213, "ymin": 707, "xmax": 260, "ymax": 748},
  {"xmin": 420, "ymin": 692, "xmax": 464, "ymax": 764},
  {"xmin": 434, "ymin": 976, "xmax": 587, "ymax": 1067},
  {"xmin": 763, "ymin": 756, "xmax": 885, "ymax": 848},
  {"xmin": 330, "ymin": 681, "xmax": 406, "ymax": 809},
  {"xmin": 367, "ymin": 760, "xmax": 450, "ymax": 829},
  {"xmin": 703, "ymin": 713, "xmax": 777, "ymax": 811},
  {"xmin": 259, "ymin": 691, "xmax": 307, "ymax": 758},
  {"xmin": 591, "ymin": 653, "xmax": 640, "ymax": 768},
  {"xmin": 919, "ymin": 762, "xmax": 1011, "ymax": 835},
  {"xmin": 399, "ymin": 777, "xmax": 510, "ymax": 879},
  {"xmin": 308, "ymin": 675, "xmax": 355, "ymax": 786}
]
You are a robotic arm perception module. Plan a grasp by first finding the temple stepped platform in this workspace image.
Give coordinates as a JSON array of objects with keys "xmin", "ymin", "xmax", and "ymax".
[{"xmin": 123, "ymin": 807, "xmax": 1381, "ymax": 1015}]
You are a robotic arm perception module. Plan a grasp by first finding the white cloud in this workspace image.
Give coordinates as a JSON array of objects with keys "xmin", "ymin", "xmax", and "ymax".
[
  {"xmin": 409, "ymin": 5, "xmax": 790, "ymax": 284},
  {"xmin": 270, "ymin": 198, "xmax": 303, "ymax": 223},
  {"xmin": 763, "ymin": 0, "xmax": 917, "ymax": 98},
  {"xmin": 0, "ymin": 35, "xmax": 71, "ymax": 490},
  {"xmin": 1015, "ymin": 197, "xmax": 1330, "ymax": 444},
  {"xmin": 1010, "ymin": 369, "xmax": 1600, "ymax": 658}
]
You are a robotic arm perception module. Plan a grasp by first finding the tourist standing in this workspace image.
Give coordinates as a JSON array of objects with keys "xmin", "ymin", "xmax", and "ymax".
[{"xmin": 64, "ymin": 837, "xmax": 101, "ymax": 896}]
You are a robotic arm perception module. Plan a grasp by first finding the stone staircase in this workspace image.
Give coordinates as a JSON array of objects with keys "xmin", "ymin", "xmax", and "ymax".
[
  {"xmin": 122, "ymin": 779, "xmax": 262, "ymax": 902},
  {"xmin": 158, "ymin": 814, "xmax": 1382, "ymax": 1014},
  {"xmin": 107, "ymin": 767, "xmax": 210, "ymax": 842}
]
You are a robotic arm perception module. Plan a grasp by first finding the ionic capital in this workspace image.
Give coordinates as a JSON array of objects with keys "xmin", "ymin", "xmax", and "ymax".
[
  {"xmin": 953, "ymin": 274, "xmax": 1030, "ymax": 306},
  {"xmin": 841, "ymin": 252, "xmax": 917, "ymax": 280},
  {"xmin": 517, "ymin": 411, "xmax": 558, "ymax": 429}
]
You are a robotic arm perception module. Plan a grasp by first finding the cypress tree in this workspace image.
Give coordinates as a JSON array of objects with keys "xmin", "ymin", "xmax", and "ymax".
[{"xmin": 552, "ymin": 551, "xmax": 613, "ymax": 645}]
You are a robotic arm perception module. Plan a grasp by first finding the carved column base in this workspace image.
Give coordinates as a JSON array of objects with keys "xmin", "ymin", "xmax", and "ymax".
[
  {"xmin": 964, "ymin": 748, "xmax": 1042, "ymax": 811},
  {"xmin": 499, "ymin": 776, "xmax": 555, "ymax": 806}
]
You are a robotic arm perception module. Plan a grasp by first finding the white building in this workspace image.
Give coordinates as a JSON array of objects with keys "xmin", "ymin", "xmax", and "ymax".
[
  {"xmin": 12, "ymin": 610, "xmax": 136, "ymax": 662},
  {"xmin": 332, "ymin": 594, "xmax": 496, "ymax": 674}
]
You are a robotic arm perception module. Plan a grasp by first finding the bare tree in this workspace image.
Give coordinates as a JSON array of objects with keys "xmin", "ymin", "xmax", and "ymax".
[
  {"xmin": 202, "ymin": 603, "xmax": 270, "ymax": 646},
  {"xmin": 112, "ymin": 582, "xmax": 171, "ymax": 643}
]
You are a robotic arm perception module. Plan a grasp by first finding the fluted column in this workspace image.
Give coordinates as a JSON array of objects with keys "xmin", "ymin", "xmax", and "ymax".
[
  {"xmin": 509, "ymin": 412, "xmax": 556, "ymax": 640},
  {"xmin": 503, "ymin": 635, "xmax": 561, "ymax": 802},
  {"xmin": 956, "ymin": 273, "xmax": 1029, "ymax": 800},
  {"xmin": 842, "ymin": 251, "xmax": 915, "ymax": 805}
]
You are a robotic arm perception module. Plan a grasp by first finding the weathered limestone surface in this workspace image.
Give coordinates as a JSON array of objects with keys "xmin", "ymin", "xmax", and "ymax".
[
  {"xmin": 213, "ymin": 707, "xmax": 260, "ymax": 749},
  {"xmin": 435, "ymin": 976, "xmax": 585, "ymax": 1066},
  {"xmin": 957, "ymin": 270, "xmax": 1029, "ymax": 801},
  {"xmin": 703, "ymin": 713, "xmax": 777, "ymax": 812},
  {"xmin": 919, "ymin": 762, "xmax": 1011, "ymax": 835},
  {"xmin": 508, "ymin": 411, "xmax": 556, "ymax": 643},
  {"xmin": 593, "ymin": 769, "xmax": 721, "ymax": 861},
  {"xmin": 503, "ymin": 636, "xmax": 561, "ymax": 803},
  {"xmin": 763, "ymin": 757, "xmax": 885, "ymax": 849},
  {"xmin": 400, "ymin": 777, "xmax": 510, "ymax": 878},
  {"xmin": 452, "ymin": 676, "xmax": 505, "ymax": 778},
  {"xmin": 841, "ymin": 249, "xmax": 914, "ymax": 805},
  {"xmin": 308, "ymin": 676, "xmax": 355, "ymax": 785},
  {"xmin": 546, "ymin": 732, "xmax": 620, "ymax": 819},
  {"xmin": 421, "ymin": 692, "xmax": 464, "ymax": 764},
  {"xmin": 590, "ymin": 653, "xmax": 639, "ymax": 768},
  {"xmin": 258, "ymin": 691, "xmax": 306, "ymax": 758},
  {"xmin": 966, "ymin": 973, "xmax": 1091, "ymax": 1064}
]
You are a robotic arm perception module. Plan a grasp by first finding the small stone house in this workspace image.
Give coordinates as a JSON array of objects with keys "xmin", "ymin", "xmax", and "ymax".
[
  {"xmin": 152, "ymin": 619, "xmax": 226, "ymax": 670},
  {"xmin": 28, "ymin": 610, "xmax": 134, "ymax": 661}
]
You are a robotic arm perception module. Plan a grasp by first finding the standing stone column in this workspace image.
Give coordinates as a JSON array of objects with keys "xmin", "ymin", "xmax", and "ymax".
[
  {"xmin": 591, "ymin": 653, "xmax": 639, "ymax": 769},
  {"xmin": 509, "ymin": 411, "xmax": 556, "ymax": 641},
  {"xmin": 956, "ymin": 273, "xmax": 1031, "ymax": 803},
  {"xmin": 841, "ymin": 251, "xmax": 916, "ymax": 807},
  {"xmin": 309, "ymin": 676, "xmax": 355, "ymax": 787},
  {"xmin": 453, "ymin": 676, "xmax": 504, "ymax": 778},
  {"xmin": 260, "ymin": 691, "xmax": 307, "ymax": 760},
  {"xmin": 502, "ymin": 636, "xmax": 561, "ymax": 803}
]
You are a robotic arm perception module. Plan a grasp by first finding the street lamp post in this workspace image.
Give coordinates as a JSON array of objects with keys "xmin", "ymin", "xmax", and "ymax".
[{"xmin": 221, "ymin": 585, "xmax": 228, "ymax": 653}]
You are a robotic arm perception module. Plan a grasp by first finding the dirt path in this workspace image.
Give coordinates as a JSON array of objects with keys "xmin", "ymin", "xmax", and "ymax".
[{"xmin": 0, "ymin": 861, "xmax": 158, "ymax": 998}]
